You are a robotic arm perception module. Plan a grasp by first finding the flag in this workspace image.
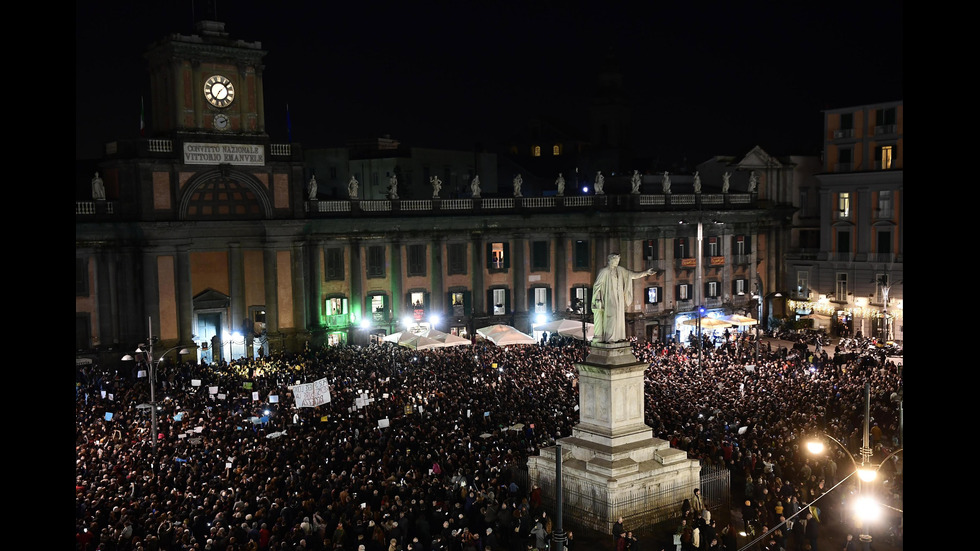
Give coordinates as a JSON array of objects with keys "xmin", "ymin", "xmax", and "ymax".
[
  {"xmin": 140, "ymin": 97, "xmax": 145, "ymax": 136},
  {"xmin": 286, "ymin": 103, "xmax": 292, "ymax": 143},
  {"xmin": 809, "ymin": 504, "xmax": 821, "ymax": 522}
]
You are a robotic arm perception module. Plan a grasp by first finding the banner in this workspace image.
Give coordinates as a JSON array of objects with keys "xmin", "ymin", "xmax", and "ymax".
[{"xmin": 290, "ymin": 377, "xmax": 332, "ymax": 408}]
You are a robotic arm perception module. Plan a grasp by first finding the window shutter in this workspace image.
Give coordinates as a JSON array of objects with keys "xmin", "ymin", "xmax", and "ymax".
[
  {"xmin": 503, "ymin": 242, "xmax": 510, "ymax": 269},
  {"xmin": 463, "ymin": 291, "xmax": 472, "ymax": 315},
  {"xmin": 656, "ymin": 286, "xmax": 662, "ymax": 304},
  {"xmin": 423, "ymin": 292, "xmax": 430, "ymax": 309},
  {"xmin": 486, "ymin": 243, "xmax": 492, "ymax": 269},
  {"xmin": 487, "ymin": 290, "xmax": 493, "ymax": 312},
  {"xmin": 504, "ymin": 288, "xmax": 511, "ymax": 312},
  {"xmin": 546, "ymin": 288, "xmax": 552, "ymax": 311},
  {"xmin": 446, "ymin": 292, "xmax": 453, "ymax": 315}
]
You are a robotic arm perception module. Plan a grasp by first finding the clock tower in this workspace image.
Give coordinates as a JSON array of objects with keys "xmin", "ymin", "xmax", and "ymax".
[{"xmin": 144, "ymin": 20, "xmax": 267, "ymax": 137}]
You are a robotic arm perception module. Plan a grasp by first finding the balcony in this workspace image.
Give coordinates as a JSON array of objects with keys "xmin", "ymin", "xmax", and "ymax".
[
  {"xmin": 731, "ymin": 254, "xmax": 750, "ymax": 266},
  {"xmin": 866, "ymin": 253, "xmax": 896, "ymax": 264},
  {"xmin": 832, "ymin": 128, "xmax": 855, "ymax": 139},
  {"xmin": 874, "ymin": 124, "xmax": 897, "ymax": 136},
  {"xmin": 828, "ymin": 252, "xmax": 854, "ymax": 262},
  {"xmin": 325, "ymin": 313, "xmax": 350, "ymax": 327},
  {"xmin": 836, "ymin": 162, "xmax": 852, "ymax": 173}
]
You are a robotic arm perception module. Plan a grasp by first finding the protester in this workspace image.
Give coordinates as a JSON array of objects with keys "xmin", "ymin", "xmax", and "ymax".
[{"xmin": 75, "ymin": 332, "xmax": 902, "ymax": 551}]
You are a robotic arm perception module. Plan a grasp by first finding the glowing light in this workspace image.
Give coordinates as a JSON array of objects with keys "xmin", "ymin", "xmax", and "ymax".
[
  {"xmin": 857, "ymin": 468, "xmax": 877, "ymax": 482},
  {"xmin": 853, "ymin": 496, "xmax": 881, "ymax": 521},
  {"xmin": 535, "ymin": 314, "xmax": 547, "ymax": 325},
  {"xmin": 806, "ymin": 441, "xmax": 825, "ymax": 455}
]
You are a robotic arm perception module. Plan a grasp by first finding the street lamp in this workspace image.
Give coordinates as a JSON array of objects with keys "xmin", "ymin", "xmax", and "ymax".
[
  {"xmin": 806, "ymin": 381, "xmax": 903, "ymax": 550},
  {"xmin": 121, "ymin": 317, "xmax": 195, "ymax": 466}
]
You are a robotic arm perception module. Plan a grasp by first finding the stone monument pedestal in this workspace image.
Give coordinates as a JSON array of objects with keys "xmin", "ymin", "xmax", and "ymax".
[{"xmin": 528, "ymin": 341, "xmax": 700, "ymax": 533}]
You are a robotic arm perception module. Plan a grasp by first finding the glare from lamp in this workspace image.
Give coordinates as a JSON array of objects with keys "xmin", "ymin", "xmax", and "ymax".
[
  {"xmin": 806, "ymin": 441, "xmax": 825, "ymax": 455},
  {"xmin": 857, "ymin": 468, "xmax": 877, "ymax": 483},
  {"xmin": 853, "ymin": 496, "xmax": 881, "ymax": 522}
]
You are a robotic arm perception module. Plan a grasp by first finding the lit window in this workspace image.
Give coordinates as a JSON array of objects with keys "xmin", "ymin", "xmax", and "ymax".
[
  {"xmin": 533, "ymin": 145, "xmax": 541, "ymax": 157},
  {"xmin": 877, "ymin": 190, "xmax": 893, "ymax": 217},
  {"xmin": 838, "ymin": 193, "xmax": 851, "ymax": 219},
  {"xmin": 835, "ymin": 273, "xmax": 848, "ymax": 302},
  {"xmin": 491, "ymin": 243, "xmax": 505, "ymax": 269},
  {"xmin": 492, "ymin": 289, "xmax": 506, "ymax": 315},
  {"xmin": 646, "ymin": 287, "xmax": 659, "ymax": 304},
  {"xmin": 707, "ymin": 281, "xmax": 719, "ymax": 298},
  {"xmin": 879, "ymin": 145, "xmax": 893, "ymax": 170},
  {"xmin": 552, "ymin": 144, "xmax": 560, "ymax": 156},
  {"xmin": 533, "ymin": 288, "xmax": 548, "ymax": 313}
]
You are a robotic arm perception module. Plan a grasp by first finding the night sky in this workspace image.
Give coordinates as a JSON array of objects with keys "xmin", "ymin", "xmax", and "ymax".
[{"xmin": 76, "ymin": 2, "xmax": 903, "ymax": 164}]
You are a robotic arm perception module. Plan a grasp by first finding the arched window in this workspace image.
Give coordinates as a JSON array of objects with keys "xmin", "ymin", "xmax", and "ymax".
[
  {"xmin": 553, "ymin": 144, "xmax": 560, "ymax": 156},
  {"xmin": 532, "ymin": 145, "xmax": 541, "ymax": 157}
]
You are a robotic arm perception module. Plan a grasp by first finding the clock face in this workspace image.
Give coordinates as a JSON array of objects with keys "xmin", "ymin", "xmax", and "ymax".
[
  {"xmin": 204, "ymin": 75, "xmax": 235, "ymax": 108},
  {"xmin": 213, "ymin": 113, "xmax": 230, "ymax": 130}
]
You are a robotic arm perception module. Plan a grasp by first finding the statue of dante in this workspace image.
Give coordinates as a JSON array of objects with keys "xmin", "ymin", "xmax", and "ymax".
[{"xmin": 591, "ymin": 253, "xmax": 656, "ymax": 343}]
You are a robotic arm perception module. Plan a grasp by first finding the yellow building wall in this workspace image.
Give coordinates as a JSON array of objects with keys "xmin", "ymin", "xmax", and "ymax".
[
  {"xmin": 191, "ymin": 251, "xmax": 230, "ymax": 296},
  {"xmin": 277, "ymin": 250, "xmax": 294, "ymax": 329},
  {"xmin": 244, "ymin": 249, "xmax": 266, "ymax": 309},
  {"xmin": 77, "ymin": 258, "xmax": 98, "ymax": 343},
  {"xmin": 157, "ymin": 255, "xmax": 178, "ymax": 341},
  {"xmin": 153, "ymin": 172, "xmax": 172, "ymax": 210}
]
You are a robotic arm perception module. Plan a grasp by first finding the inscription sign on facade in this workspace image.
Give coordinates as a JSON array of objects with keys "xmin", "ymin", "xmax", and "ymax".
[{"xmin": 183, "ymin": 142, "xmax": 265, "ymax": 166}]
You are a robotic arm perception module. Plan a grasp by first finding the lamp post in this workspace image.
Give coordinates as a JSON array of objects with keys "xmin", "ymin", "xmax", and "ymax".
[
  {"xmin": 122, "ymin": 317, "xmax": 195, "ymax": 467},
  {"xmin": 754, "ymin": 280, "xmax": 763, "ymax": 364},
  {"xmin": 807, "ymin": 381, "xmax": 903, "ymax": 550}
]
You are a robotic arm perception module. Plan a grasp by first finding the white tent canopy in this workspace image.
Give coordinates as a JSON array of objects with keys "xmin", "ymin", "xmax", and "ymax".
[
  {"xmin": 681, "ymin": 317, "xmax": 734, "ymax": 330},
  {"xmin": 476, "ymin": 325, "xmax": 536, "ymax": 346},
  {"xmin": 720, "ymin": 314, "xmax": 759, "ymax": 326},
  {"xmin": 423, "ymin": 328, "xmax": 472, "ymax": 348},
  {"xmin": 532, "ymin": 318, "xmax": 595, "ymax": 341}
]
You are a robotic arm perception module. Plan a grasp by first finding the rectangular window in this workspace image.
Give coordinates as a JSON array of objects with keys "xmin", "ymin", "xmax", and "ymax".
[
  {"xmin": 448, "ymin": 243, "xmax": 466, "ymax": 275},
  {"xmin": 325, "ymin": 248, "xmax": 344, "ymax": 281},
  {"xmin": 707, "ymin": 237, "xmax": 719, "ymax": 257},
  {"xmin": 706, "ymin": 281, "xmax": 719, "ymax": 298},
  {"xmin": 644, "ymin": 239, "xmax": 657, "ymax": 260},
  {"xmin": 370, "ymin": 294, "xmax": 388, "ymax": 321},
  {"xmin": 876, "ymin": 107, "xmax": 897, "ymax": 126},
  {"xmin": 573, "ymin": 240, "xmax": 590, "ymax": 269},
  {"xmin": 571, "ymin": 287, "xmax": 589, "ymax": 313},
  {"xmin": 838, "ymin": 147, "xmax": 852, "ymax": 171},
  {"xmin": 407, "ymin": 244, "xmax": 426, "ymax": 277},
  {"xmin": 532, "ymin": 288, "xmax": 549, "ymax": 314},
  {"xmin": 734, "ymin": 279, "xmax": 747, "ymax": 296},
  {"xmin": 675, "ymin": 237, "xmax": 688, "ymax": 259},
  {"xmin": 877, "ymin": 190, "xmax": 893, "ymax": 218},
  {"xmin": 367, "ymin": 246, "xmax": 385, "ymax": 278},
  {"xmin": 678, "ymin": 284, "xmax": 691, "ymax": 301},
  {"xmin": 877, "ymin": 145, "xmax": 894, "ymax": 170},
  {"xmin": 734, "ymin": 235, "xmax": 746, "ymax": 256},
  {"xmin": 488, "ymin": 242, "xmax": 509, "ymax": 270},
  {"xmin": 835, "ymin": 273, "xmax": 848, "ymax": 302},
  {"xmin": 876, "ymin": 229, "xmax": 892, "ymax": 254},
  {"xmin": 451, "ymin": 291, "xmax": 466, "ymax": 316},
  {"xmin": 837, "ymin": 230, "xmax": 851, "ymax": 254},
  {"xmin": 838, "ymin": 192, "xmax": 851, "ymax": 219},
  {"xmin": 492, "ymin": 289, "xmax": 507, "ymax": 315},
  {"xmin": 840, "ymin": 112, "xmax": 853, "ymax": 130},
  {"xmin": 645, "ymin": 287, "xmax": 660, "ymax": 304},
  {"xmin": 325, "ymin": 297, "xmax": 348, "ymax": 316},
  {"xmin": 874, "ymin": 274, "xmax": 889, "ymax": 304},
  {"xmin": 531, "ymin": 241, "xmax": 549, "ymax": 271},
  {"xmin": 796, "ymin": 271, "xmax": 809, "ymax": 299},
  {"xmin": 410, "ymin": 291, "xmax": 426, "ymax": 321}
]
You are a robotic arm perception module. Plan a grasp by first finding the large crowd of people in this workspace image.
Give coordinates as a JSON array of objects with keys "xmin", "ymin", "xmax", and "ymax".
[{"xmin": 75, "ymin": 331, "xmax": 903, "ymax": 551}]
